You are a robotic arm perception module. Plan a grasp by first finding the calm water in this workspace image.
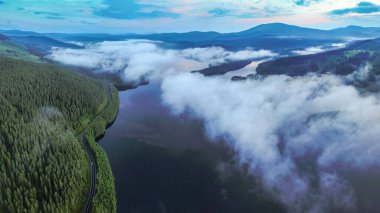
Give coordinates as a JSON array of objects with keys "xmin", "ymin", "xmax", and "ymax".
[
  {"xmin": 98, "ymin": 83, "xmax": 283, "ymax": 213},
  {"xmin": 98, "ymin": 83, "xmax": 380, "ymax": 213},
  {"xmin": 99, "ymin": 83, "xmax": 218, "ymax": 150}
]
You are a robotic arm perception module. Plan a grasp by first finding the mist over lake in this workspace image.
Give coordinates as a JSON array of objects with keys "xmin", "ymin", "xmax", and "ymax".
[
  {"xmin": 3, "ymin": 1, "xmax": 380, "ymax": 212},
  {"xmin": 99, "ymin": 84, "xmax": 285, "ymax": 213},
  {"xmin": 52, "ymin": 38, "xmax": 380, "ymax": 212}
]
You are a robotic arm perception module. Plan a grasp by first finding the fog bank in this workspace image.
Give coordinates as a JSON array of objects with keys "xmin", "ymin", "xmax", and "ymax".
[
  {"xmin": 48, "ymin": 40, "xmax": 380, "ymax": 212},
  {"xmin": 48, "ymin": 40, "xmax": 277, "ymax": 82},
  {"xmin": 161, "ymin": 73, "xmax": 380, "ymax": 212}
]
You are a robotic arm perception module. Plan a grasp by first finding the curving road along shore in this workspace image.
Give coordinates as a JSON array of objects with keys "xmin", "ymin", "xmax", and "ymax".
[
  {"xmin": 80, "ymin": 84, "xmax": 115, "ymax": 213},
  {"xmin": 81, "ymin": 135, "xmax": 97, "ymax": 213}
]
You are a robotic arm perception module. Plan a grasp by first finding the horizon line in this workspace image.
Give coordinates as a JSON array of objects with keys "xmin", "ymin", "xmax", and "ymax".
[{"xmin": 1, "ymin": 22, "xmax": 380, "ymax": 35}]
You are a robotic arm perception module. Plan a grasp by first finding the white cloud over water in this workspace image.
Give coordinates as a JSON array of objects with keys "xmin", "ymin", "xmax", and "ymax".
[
  {"xmin": 48, "ymin": 40, "xmax": 276, "ymax": 82},
  {"xmin": 292, "ymin": 46, "xmax": 326, "ymax": 55},
  {"xmin": 48, "ymin": 39, "xmax": 380, "ymax": 212},
  {"xmin": 292, "ymin": 42, "xmax": 347, "ymax": 55},
  {"xmin": 161, "ymin": 72, "xmax": 380, "ymax": 212}
]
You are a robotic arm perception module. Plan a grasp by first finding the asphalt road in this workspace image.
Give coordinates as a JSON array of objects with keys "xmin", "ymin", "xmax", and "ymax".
[
  {"xmin": 81, "ymin": 135, "xmax": 97, "ymax": 213},
  {"xmin": 81, "ymin": 85, "xmax": 114, "ymax": 213}
]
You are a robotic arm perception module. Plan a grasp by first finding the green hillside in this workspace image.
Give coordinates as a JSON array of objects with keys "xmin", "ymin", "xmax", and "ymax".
[
  {"xmin": 257, "ymin": 38, "xmax": 380, "ymax": 77},
  {"xmin": 0, "ymin": 38, "xmax": 40, "ymax": 62},
  {"xmin": 255, "ymin": 38, "xmax": 380, "ymax": 92},
  {"xmin": 0, "ymin": 56, "xmax": 117, "ymax": 212}
]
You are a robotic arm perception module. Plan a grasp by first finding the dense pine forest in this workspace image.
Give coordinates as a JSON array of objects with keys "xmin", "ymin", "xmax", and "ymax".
[{"xmin": 0, "ymin": 56, "xmax": 118, "ymax": 212}]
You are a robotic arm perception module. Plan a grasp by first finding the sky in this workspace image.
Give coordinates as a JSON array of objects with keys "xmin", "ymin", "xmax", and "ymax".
[{"xmin": 1, "ymin": 0, "xmax": 380, "ymax": 33}]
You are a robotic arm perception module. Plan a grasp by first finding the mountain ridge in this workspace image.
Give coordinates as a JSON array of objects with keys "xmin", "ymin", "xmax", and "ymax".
[
  {"xmin": 3, "ymin": 23, "xmax": 380, "ymax": 37},
  {"xmin": 2, "ymin": 23, "xmax": 380, "ymax": 51},
  {"xmin": 256, "ymin": 36, "xmax": 380, "ymax": 80}
]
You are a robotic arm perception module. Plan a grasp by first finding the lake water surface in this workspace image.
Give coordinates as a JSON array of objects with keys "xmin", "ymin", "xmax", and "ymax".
[
  {"xmin": 98, "ymin": 83, "xmax": 284, "ymax": 213},
  {"xmin": 98, "ymin": 82, "xmax": 380, "ymax": 213}
]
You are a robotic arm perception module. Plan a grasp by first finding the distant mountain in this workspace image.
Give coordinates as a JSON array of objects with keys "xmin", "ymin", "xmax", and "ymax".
[
  {"xmin": 45, "ymin": 33, "xmax": 121, "ymax": 42},
  {"xmin": 2, "ymin": 23, "xmax": 380, "ymax": 64},
  {"xmin": 9, "ymin": 36, "xmax": 80, "ymax": 56},
  {"xmin": 0, "ymin": 30, "xmax": 82, "ymax": 55},
  {"xmin": 147, "ymin": 31, "xmax": 221, "ymax": 41},
  {"xmin": 230, "ymin": 23, "xmax": 380, "ymax": 39},
  {"xmin": 0, "ymin": 34, "xmax": 40, "ymax": 62},
  {"xmin": 256, "ymin": 37, "xmax": 380, "ymax": 92},
  {"xmin": 0, "ymin": 34, "xmax": 8, "ymax": 40},
  {"xmin": 0, "ymin": 29, "xmax": 41, "ymax": 37},
  {"xmin": 230, "ymin": 23, "xmax": 327, "ymax": 38},
  {"xmin": 217, "ymin": 24, "xmax": 380, "ymax": 50},
  {"xmin": 257, "ymin": 37, "xmax": 380, "ymax": 76},
  {"xmin": 37, "ymin": 23, "xmax": 380, "ymax": 53},
  {"xmin": 329, "ymin": 25, "xmax": 380, "ymax": 38},
  {"xmin": 49, "ymin": 23, "xmax": 380, "ymax": 41}
]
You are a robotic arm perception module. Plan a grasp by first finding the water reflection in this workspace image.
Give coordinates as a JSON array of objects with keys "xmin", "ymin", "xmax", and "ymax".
[{"xmin": 99, "ymin": 84, "xmax": 283, "ymax": 213}]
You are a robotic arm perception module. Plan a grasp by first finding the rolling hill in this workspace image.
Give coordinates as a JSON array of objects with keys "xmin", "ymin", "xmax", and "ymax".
[
  {"xmin": 0, "ymin": 29, "xmax": 81, "ymax": 55},
  {"xmin": 40, "ymin": 23, "xmax": 380, "ymax": 52},
  {"xmin": 0, "ymin": 34, "xmax": 40, "ymax": 62},
  {"xmin": 9, "ymin": 36, "xmax": 80, "ymax": 56},
  {"xmin": 0, "ymin": 29, "xmax": 41, "ymax": 37},
  {"xmin": 2, "ymin": 23, "xmax": 380, "ymax": 55},
  {"xmin": 256, "ymin": 37, "xmax": 380, "ymax": 92},
  {"xmin": 0, "ymin": 32, "xmax": 79, "ymax": 62},
  {"xmin": 257, "ymin": 38, "xmax": 380, "ymax": 76},
  {"xmin": 329, "ymin": 25, "xmax": 380, "ymax": 38}
]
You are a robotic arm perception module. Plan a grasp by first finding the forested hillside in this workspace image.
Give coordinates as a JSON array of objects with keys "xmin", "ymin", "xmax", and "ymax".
[
  {"xmin": 0, "ymin": 35, "xmax": 40, "ymax": 62},
  {"xmin": 257, "ymin": 38, "xmax": 380, "ymax": 77},
  {"xmin": 0, "ymin": 56, "xmax": 115, "ymax": 212}
]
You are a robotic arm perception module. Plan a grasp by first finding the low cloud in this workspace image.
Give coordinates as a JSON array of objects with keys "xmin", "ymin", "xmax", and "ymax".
[
  {"xmin": 161, "ymin": 72, "xmax": 380, "ymax": 212},
  {"xmin": 346, "ymin": 63, "xmax": 372, "ymax": 81},
  {"xmin": 292, "ymin": 46, "xmax": 326, "ymax": 55},
  {"xmin": 47, "ymin": 40, "xmax": 277, "ymax": 82},
  {"xmin": 48, "ymin": 39, "xmax": 380, "ymax": 212},
  {"xmin": 292, "ymin": 43, "xmax": 347, "ymax": 55},
  {"xmin": 179, "ymin": 47, "xmax": 277, "ymax": 65}
]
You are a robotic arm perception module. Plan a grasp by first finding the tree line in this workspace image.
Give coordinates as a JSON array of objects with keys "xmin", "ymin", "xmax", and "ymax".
[{"xmin": 0, "ymin": 56, "xmax": 116, "ymax": 212}]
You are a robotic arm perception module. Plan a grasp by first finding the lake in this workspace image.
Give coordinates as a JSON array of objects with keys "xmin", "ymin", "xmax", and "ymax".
[{"xmin": 98, "ymin": 83, "xmax": 284, "ymax": 213}]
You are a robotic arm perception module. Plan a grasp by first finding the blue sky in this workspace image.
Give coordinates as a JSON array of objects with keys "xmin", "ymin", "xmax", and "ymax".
[{"xmin": 1, "ymin": 0, "xmax": 380, "ymax": 33}]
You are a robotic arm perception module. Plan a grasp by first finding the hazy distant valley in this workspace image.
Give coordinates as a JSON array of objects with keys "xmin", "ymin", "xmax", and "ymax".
[{"xmin": 3, "ymin": 21, "xmax": 380, "ymax": 213}]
